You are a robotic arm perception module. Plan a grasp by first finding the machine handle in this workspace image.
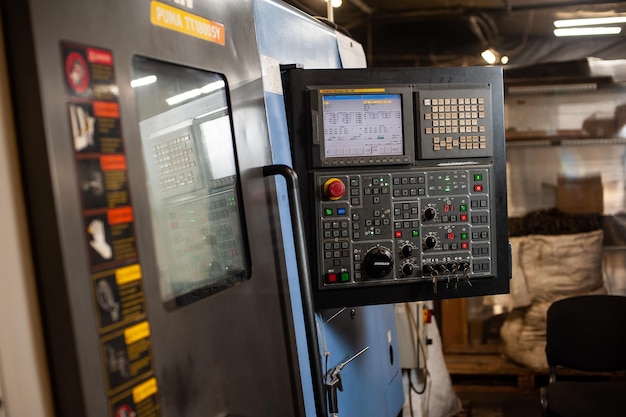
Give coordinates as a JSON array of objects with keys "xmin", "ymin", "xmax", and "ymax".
[{"xmin": 263, "ymin": 164, "xmax": 327, "ymax": 417}]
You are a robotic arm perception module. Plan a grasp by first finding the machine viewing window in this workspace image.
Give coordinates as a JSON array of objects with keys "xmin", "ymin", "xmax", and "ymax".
[
  {"xmin": 322, "ymin": 93, "xmax": 403, "ymax": 158},
  {"xmin": 131, "ymin": 56, "xmax": 250, "ymax": 309},
  {"xmin": 309, "ymin": 86, "xmax": 415, "ymax": 168}
]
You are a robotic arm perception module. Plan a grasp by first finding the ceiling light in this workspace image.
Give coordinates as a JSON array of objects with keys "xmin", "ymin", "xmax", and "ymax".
[
  {"xmin": 554, "ymin": 16, "xmax": 626, "ymax": 28},
  {"xmin": 481, "ymin": 48, "xmax": 498, "ymax": 65},
  {"xmin": 500, "ymin": 55, "xmax": 509, "ymax": 65},
  {"xmin": 324, "ymin": 0, "xmax": 342, "ymax": 7},
  {"xmin": 554, "ymin": 27, "xmax": 622, "ymax": 37}
]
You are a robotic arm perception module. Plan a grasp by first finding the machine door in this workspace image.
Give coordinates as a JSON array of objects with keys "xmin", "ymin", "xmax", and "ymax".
[{"xmin": 1, "ymin": 1, "xmax": 306, "ymax": 416}]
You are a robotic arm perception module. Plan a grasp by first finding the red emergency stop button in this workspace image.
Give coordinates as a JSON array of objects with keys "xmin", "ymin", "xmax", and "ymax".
[{"xmin": 324, "ymin": 178, "xmax": 346, "ymax": 200}]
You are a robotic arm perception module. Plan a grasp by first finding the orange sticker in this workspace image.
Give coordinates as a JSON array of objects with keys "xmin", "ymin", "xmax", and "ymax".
[
  {"xmin": 150, "ymin": 1, "xmax": 225, "ymax": 46},
  {"xmin": 100, "ymin": 155, "xmax": 127, "ymax": 171},
  {"xmin": 93, "ymin": 101, "xmax": 120, "ymax": 118},
  {"xmin": 107, "ymin": 206, "xmax": 133, "ymax": 225}
]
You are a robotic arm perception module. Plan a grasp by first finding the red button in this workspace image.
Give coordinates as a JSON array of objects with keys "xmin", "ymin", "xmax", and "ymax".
[
  {"xmin": 474, "ymin": 184, "xmax": 483, "ymax": 192},
  {"xmin": 327, "ymin": 273, "xmax": 337, "ymax": 283},
  {"xmin": 447, "ymin": 232, "xmax": 455, "ymax": 240},
  {"xmin": 461, "ymin": 242, "xmax": 469, "ymax": 249},
  {"xmin": 460, "ymin": 214, "xmax": 468, "ymax": 221},
  {"xmin": 324, "ymin": 178, "xmax": 346, "ymax": 200},
  {"xmin": 395, "ymin": 230, "xmax": 402, "ymax": 238}
]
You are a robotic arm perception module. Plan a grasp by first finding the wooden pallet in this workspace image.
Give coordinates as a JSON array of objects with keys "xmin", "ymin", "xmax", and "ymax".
[
  {"xmin": 444, "ymin": 350, "xmax": 626, "ymax": 393},
  {"xmin": 444, "ymin": 350, "xmax": 544, "ymax": 393}
]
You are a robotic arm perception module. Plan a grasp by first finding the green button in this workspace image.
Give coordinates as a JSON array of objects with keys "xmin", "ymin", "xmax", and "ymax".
[
  {"xmin": 340, "ymin": 272, "xmax": 350, "ymax": 282},
  {"xmin": 412, "ymin": 230, "xmax": 419, "ymax": 237},
  {"xmin": 474, "ymin": 174, "xmax": 483, "ymax": 181},
  {"xmin": 324, "ymin": 208, "xmax": 333, "ymax": 216},
  {"xmin": 461, "ymin": 232, "xmax": 468, "ymax": 240},
  {"xmin": 460, "ymin": 204, "xmax": 467, "ymax": 212}
]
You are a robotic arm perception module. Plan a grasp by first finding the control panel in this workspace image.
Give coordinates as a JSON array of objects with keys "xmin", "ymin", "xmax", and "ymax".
[
  {"xmin": 317, "ymin": 167, "xmax": 492, "ymax": 291},
  {"xmin": 283, "ymin": 66, "xmax": 510, "ymax": 308}
]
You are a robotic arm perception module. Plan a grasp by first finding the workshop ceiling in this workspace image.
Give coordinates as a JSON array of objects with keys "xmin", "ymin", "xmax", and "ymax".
[{"xmin": 281, "ymin": 0, "xmax": 626, "ymax": 68}]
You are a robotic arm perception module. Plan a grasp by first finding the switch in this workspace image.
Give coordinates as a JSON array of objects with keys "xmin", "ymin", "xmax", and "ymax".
[{"xmin": 324, "ymin": 178, "xmax": 346, "ymax": 200}]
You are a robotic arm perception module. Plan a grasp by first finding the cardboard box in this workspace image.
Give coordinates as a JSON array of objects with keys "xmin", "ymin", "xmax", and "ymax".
[{"xmin": 556, "ymin": 174, "xmax": 603, "ymax": 214}]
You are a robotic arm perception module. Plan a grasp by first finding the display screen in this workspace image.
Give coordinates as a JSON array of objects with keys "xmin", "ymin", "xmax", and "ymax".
[{"xmin": 322, "ymin": 93, "xmax": 404, "ymax": 158}]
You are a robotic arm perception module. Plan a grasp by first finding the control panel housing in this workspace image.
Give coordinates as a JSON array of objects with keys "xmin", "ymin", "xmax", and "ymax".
[{"xmin": 283, "ymin": 67, "xmax": 510, "ymax": 308}]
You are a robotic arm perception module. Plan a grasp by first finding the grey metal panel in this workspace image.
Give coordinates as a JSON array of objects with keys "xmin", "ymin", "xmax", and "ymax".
[{"xmin": 1, "ymin": 0, "xmax": 304, "ymax": 416}]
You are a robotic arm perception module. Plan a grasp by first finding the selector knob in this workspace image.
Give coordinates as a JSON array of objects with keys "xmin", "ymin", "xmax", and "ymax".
[
  {"xmin": 423, "ymin": 235, "xmax": 437, "ymax": 249},
  {"xmin": 323, "ymin": 178, "xmax": 346, "ymax": 200},
  {"xmin": 400, "ymin": 244, "xmax": 413, "ymax": 258},
  {"xmin": 401, "ymin": 262, "xmax": 415, "ymax": 277},
  {"xmin": 363, "ymin": 246, "xmax": 394, "ymax": 279},
  {"xmin": 423, "ymin": 207, "xmax": 437, "ymax": 221}
]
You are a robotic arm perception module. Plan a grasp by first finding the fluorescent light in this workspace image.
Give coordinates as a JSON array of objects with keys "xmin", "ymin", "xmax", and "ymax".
[
  {"xmin": 200, "ymin": 80, "xmax": 225, "ymax": 94},
  {"xmin": 166, "ymin": 89, "xmax": 202, "ymax": 105},
  {"xmin": 481, "ymin": 48, "xmax": 498, "ymax": 65},
  {"xmin": 165, "ymin": 80, "xmax": 225, "ymax": 106},
  {"xmin": 507, "ymin": 83, "xmax": 597, "ymax": 95},
  {"xmin": 130, "ymin": 75, "xmax": 157, "ymax": 88},
  {"xmin": 554, "ymin": 27, "xmax": 622, "ymax": 37},
  {"xmin": 555, "ymin": 16, "xmax": 626, "ymax": 28}
]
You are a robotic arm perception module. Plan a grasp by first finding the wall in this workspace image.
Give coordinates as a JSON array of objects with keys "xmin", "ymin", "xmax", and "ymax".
[{"xmin": 0, "ymin": 21, "xmax": 54, "ymax": 417}]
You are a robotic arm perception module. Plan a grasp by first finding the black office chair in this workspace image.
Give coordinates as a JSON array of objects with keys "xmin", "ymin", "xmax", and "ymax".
[{"xmin": 541, "ymin": 294, "xmax": 626, "ymax": 417}]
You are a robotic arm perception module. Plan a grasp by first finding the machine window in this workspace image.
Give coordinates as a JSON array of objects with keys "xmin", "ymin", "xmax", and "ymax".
[{"xmin": 131, "ymin": 56, "xmax": 250, "ymax": 309}]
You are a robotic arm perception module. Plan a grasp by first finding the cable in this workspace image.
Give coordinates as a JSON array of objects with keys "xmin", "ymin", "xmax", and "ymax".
[{"xmin": 404, "ymin": 303, "xmax": 430, "ymax": 394}]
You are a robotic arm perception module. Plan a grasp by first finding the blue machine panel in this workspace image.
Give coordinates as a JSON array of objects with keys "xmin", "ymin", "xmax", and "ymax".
[{"xmin": 253, "ymin": 1, "xmax": 404, "ymax": 416}]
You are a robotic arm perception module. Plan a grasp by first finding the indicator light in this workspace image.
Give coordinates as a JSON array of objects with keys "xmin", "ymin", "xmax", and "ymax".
[
  {"xmin": 474, "ymin": 184, "xmax": 483, "ymax": 192},
  {"xmin": 460, "ymin": 204, "xmax": 467, "ymax": 212},
  {"xmin": 461, "ymin": 242, "xmax": 469, "ymax": 249},
  {"xmin": 395, "ymin": 230, "xmax": 402, "ymax": 238},
  {"xmin": 461, "ymin": 232, "xmax": 468, "ymax": 240},
  {"xmin": 412, "ymin": 230, "xmax": 419, "ymax": 237},
  {"xmin": 460, "ymin": 214, "xmax": 468, "ymax": 221},
  {"xmin": 474, "ymin": 174, "xmax": 483, "ymax": 181},
  {"xmin": 324, "ymin": 208, "xmax": 333, "ymax": 216}
]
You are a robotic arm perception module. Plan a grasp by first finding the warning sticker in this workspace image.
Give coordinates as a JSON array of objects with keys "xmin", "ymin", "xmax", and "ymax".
[
  {"xmin": 92, "ymin": 264, "xmax": 146, "ymax": 333},
  {"xmin": 101, "ymin": 321, "xmax": 154, "ymax": 395},
  {"xmin": 110, "ymin": 377, "xmax": 161, "ymax": 417}
]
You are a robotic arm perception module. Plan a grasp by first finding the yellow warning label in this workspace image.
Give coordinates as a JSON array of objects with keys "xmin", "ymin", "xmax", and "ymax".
[
  {"xmin": 124, "ymin": 321, "xmax": 151, "ymax": 345},
  {"xmin": 150, "ymin": 1, "xmax": 225, "ymax": 45},
  {"xmin": 133, "ymin": 377, "xmax": 158, "ymax": 404},
  {"xmin": 116, "ymin": 264, "xmax": 142, "ymax": 285},
  {"xmin": 319, "ymin": 88, "xmax": 386, "ymax": 93}
]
